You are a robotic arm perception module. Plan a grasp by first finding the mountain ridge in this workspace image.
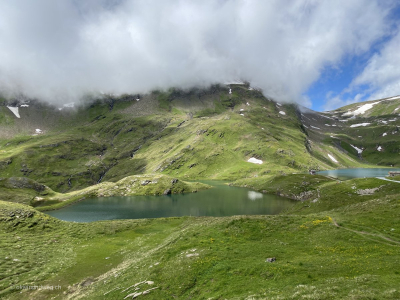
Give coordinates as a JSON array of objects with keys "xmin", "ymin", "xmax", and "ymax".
[{"xmin": 1, "ymin": 85, "xmax": 399, "ymax": 194}]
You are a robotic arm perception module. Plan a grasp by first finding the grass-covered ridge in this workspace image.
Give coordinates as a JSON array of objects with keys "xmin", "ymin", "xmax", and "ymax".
[{"xmin": 0, "ymin": 175, "xmax": 209, "ymax": 211}]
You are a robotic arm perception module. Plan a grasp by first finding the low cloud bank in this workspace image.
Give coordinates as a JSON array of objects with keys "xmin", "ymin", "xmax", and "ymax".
[{"xmin": 0, "ymin": 0, "xmax": 393, "ymax": 106}]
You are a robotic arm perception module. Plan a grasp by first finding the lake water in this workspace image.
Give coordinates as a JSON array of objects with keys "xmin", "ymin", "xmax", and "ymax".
[
  {"xmin": 46, "ymin": 181, "xmax": 295, "ymax": 222},
  {"xmin": 317, "ymin": 168, "xmax": 400, "ymax": 180}
]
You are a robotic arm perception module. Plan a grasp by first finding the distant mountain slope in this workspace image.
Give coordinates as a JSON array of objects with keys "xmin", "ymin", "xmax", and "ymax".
[
  {"xmin": 0, "ymin": 86, "xmax": 398, "ymax": 192},
  {"xmin": 298, "ymin": 95, "xmax": 400, "ymax": 167}
]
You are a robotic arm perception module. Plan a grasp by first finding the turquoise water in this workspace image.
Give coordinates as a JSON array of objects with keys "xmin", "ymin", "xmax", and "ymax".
[
  {"xmin": 46, "ymin": 181, "xmax": 295, "ymax": 222},
  {"xmin": 317, "ymin": 168, "xmax": 400, "ymax": 180}
]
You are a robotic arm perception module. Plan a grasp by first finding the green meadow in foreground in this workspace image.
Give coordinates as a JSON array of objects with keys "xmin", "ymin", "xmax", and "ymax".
[{"xmin": 1, "ymin": 174, "xmax": 399, "ymax": 299}]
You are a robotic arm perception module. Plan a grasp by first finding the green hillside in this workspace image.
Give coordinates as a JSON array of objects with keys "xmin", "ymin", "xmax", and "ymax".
[
  {"xmin": 2, "ymin": 84, "xmax": 386, "ymax": 196},
  {"xmin": 1, "ymin": 87, "xmax": 400, "ymax": 299}
]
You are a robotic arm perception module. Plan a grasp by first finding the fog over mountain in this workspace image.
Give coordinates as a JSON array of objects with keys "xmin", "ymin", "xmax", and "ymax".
[{"xmin": 0, "ymin": 0, "xmax": 395, "ymax": 107}]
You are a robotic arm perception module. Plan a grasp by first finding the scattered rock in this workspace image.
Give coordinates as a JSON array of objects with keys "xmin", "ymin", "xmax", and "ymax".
[
  {"xmin": 171, "ymin": 178, "xmax": 179, "ymax": 184},
  {"xmin": 141, "ymin": 180, "xmax": 151, "ymax": 186},
  {"xmin": 266, "ymin": 257, "xmax": 276, "ymax": 263},
  {"xmin": 186, "ymin": 253, "xmax": 199, "ymax": 258},
  {"xmin": 163, "ymin": 189, "xmax": 171, "ymax": 195},
  {"xmin": 80, "ymin": 277, "xmax": 96, "ymax": 287},
  {"xmin": 356, "ymin": 187, "xmax": 381, "ymax": 195},
  {"xmin": 294, "ymin": 191, "xmax": 315, "ymax": 201}
]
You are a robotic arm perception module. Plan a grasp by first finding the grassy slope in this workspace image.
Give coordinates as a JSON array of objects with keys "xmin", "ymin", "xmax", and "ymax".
[
  {"xmin": 0, "ymin": 89, "xmax": 400, "ymax": 298},
  {"xmin": 1, "ymin": 89, "xmax": 399, "ymax": 196},
  {"xmin": 1, "ymin": 175, "xmax": 399, "ymax": 299}
]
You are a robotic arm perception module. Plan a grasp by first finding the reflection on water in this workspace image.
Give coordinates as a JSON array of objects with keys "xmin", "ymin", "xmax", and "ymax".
[
  {"xmin": 248, "ymin": 191, "xmax": 263, "ymax": 201},
  {"xmin": 46, "ymin": 181, "xmax": 294, "ymax": 222}
]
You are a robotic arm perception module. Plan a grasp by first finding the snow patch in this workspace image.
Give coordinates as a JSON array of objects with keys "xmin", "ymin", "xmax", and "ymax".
[
  {"xmin": 389, "ymin": 118, "xmax": 397, "ymax": 122},
  {"xmin": 377, "ymin": 146, "xmax": 382, "ymax": 152},
  {"xmin": 7, "ymin": 107, "xmax": 20, "ymax": 118},
  {"xmin": 328, "ymin": 154, "xmax": 338, "ymax": 163},
  {"xmin": 342, "ymin": 101, "xmax": 381, "ymax": 116},
  {"xmin": 381, "ymin": 120, "xmax": 388, "ymax": 124},
  {"xmin": 20, "ymin": 104, "xmax": 29, "ymax": 107},
  {"xmin": 319, "ymin": 114, "xmax": 334, "ymax": 120},
  {"xmin": 385, "ymin": 96, "xmax": 400, "ymax": 100},
  {"xmin": 276, "ymin": 103, "xmax": 282, "ymax": 106},
  {"xmin": 224, "ymin": 80, "xmax": 245, "ymax": 85},
  {"xmin": 350, "ymin": 123, "xmax": 370, "ymax": 128},
  {"xmin": 35, "ymin": 129, "xmax": 43, "ymax": 134},
  {"xmin": 239, "ymin": 113, "xmax": 244, "ymax": 116},
  {"xmin": 240, "ymin": 108, "xmax": 244, "ymax": 111},
  {"xmin": 279, "ymin": 111, "xmax": 286, "ymax": 115},
  {"xmin": 229, "ymin": 88, "xmax": 232, "ymax": 95},
  {"xmin": 383, "ymin": 132, "xmax": 387, "ymax": 136},
  {"xmin": 350, "ymin": 144, "xmax": 363, "ymax": 154},
  {"xmin": 310, "ymin": 125, "xmax": 320, "ymax": 130},
  {"xmin": 325, "ymin": 124, "xmax": 330, "ymax": 126},
  {"xmin": 247, "ymin": 157, "xmax": 263, "ymax": 164},
  {"xmin": 58, "ymin": 102, "xmax": 75, "ymax": 110},
  {"xmin": 246, "ymin": 102, "xmax": 250, "ymax": 106}
]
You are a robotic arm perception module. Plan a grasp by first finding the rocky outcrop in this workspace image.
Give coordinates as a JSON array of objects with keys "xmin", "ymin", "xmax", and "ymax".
[
  {"xmin": 356, "ymin": 187, "xmax": 381, "ymax": 195},
  {"xmin": 276, "ymin": 189, "xmax": 317, "ymax": 201},
  {"xmin": 0, "ymin": 177, "xmax": 45, "ymax": 192}
]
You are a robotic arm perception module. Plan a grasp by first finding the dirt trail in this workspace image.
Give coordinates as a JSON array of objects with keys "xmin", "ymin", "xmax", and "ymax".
[
  {"xmin": 376, "ymin": 177, "xmax": 400, "ymax": 183},
  {"xmin": 331, "ymin": 217, "xmax": 400, "ymax": 246}
]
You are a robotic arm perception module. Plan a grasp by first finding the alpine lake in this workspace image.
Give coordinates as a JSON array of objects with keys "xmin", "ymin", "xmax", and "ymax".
[{"xmin": 47, "ymin": 168, "xmax": 400, "ymax": 222}]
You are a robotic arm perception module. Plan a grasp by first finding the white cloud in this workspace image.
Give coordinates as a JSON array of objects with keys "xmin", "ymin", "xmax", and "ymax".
[
  {"xmin": 351, "ymin": 29, "xmax": 400, "ymax": 100},
  {"xmin": 0, "ymin": 0, "xmax": 393, "ymax": 105},
  {"xmin": 323, "ymin": 92, "xmax": 364, "ymax": 111}
]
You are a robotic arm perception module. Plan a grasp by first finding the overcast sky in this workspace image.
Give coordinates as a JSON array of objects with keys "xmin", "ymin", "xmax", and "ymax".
[{"xmin": 0, "ymin": 0, "xmax": 399, "ymax": 111}]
